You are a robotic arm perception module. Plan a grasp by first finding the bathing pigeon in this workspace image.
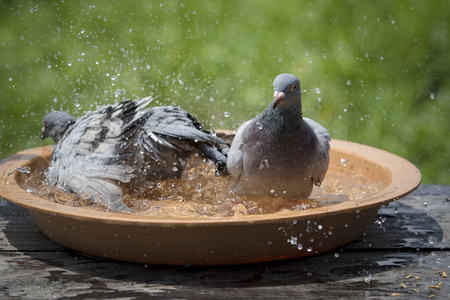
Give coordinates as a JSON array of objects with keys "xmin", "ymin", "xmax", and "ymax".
[
  {"xmin": 227, "ymin": 73, "xmax": 330, "ymax": 198},
  {"xmin": 42, "ymin": 97, "xmax": 228, "ymax": 212}
]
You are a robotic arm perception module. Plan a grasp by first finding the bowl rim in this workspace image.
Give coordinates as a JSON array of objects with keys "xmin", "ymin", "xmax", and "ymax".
[{"xmin": 0, "ymin": 139, "xmax": 421, "ymax": 226}]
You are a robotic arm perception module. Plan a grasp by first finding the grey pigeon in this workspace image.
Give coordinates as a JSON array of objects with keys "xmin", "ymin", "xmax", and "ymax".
[
  {"xmin": 42, "ymin": 97, "xmax": 228, "ymax": 212},
  {"xmin": 227, "ymin": 73, "xmax": 330, "ymax": 198}
]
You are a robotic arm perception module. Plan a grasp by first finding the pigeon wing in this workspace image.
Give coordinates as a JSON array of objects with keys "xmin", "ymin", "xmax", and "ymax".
[
  {"xmin": 303, "ymin": 117, "xmax": 331, "ymax": 186},
  {"xmin": 226, "ymin": 119, "xmax": 252, "ymax": 181},
  {"xmin": 132, "ymin": 106, "xmax": 228, "ymax": 163},
  {"xmin": 48, "ymin": 98, "xmax": 152, "ymax": 212},
  {"xmin": 144, "ymin": 106, "xmax": 226, "ymax": 144}
]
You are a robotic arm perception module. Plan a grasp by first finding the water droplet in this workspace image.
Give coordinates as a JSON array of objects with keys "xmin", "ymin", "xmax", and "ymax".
[
  {"xmin": 334, "ymin": 253, "xmax": 339, "ymax": 258},
  {"xmin": 267, "ymin": 241, "xmax": 272, "ymax": 245},
  {"xmin": 430, "ymin": 93, "xmax": 435, "ymax": 100},
  {"xmin": 270, "ymin": 189, "xmax": 275, "ymax": 194},
  {"xmin": 346, "ymin": 80, "xmax": 352, "ymax": 86},
  {"xmin": 318, "ymin": 225, "xmax": 322, "ymax": 230},
  {"xmin": 306, "ymin": 220, "xmax": 313, "ymax": 233},
  {"xmin": 30, "ymin": 6, "xmax": 38, "ymax": 13},
  {"xmin": 256, "ymin": 122, "xmax": 263, "ymax": 130},
  {"xmin": 224, "ymin": 111, "xmax": 230, "ymax": 117},
  {"xmin": 340, "ymin": 158, "xmax": 348, "ymax": 167},
  {"xmin": 172, "ymin": 167, "xmax": 178, "ymax": 172},
  {"xmin": 364, "ymin": 274, "xmax": 372, "ymax": 284},
  {"xmin": 423, "ymin": 202, "xmax": 428, "ymax": 207},
  {"xmin": 16, "ymin": 166, "xmax": 31, "ymax": 174},
  {"xmin": 290, "ymin": 237, "xmax": 298, "ymax": 245},
  {"xmin": 176, "ymin": 77, "xmax": 184, "ymax": 85},
  {"xmin": 307, "ymin": 247, "xmax": 313, "ymax": 252}
]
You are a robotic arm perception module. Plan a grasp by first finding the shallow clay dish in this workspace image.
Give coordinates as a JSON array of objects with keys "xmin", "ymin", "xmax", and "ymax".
[{"xmin": 0, "ymin": 138, "xmax": 421, "ymax": 266}]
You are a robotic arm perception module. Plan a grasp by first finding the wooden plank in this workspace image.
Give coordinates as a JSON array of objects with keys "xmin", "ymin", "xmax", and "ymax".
[
  {"xmin": 0, "ymin": 185, "xmax": 449, "ymax": 299},
  {"xmin": 0, "ymin": 249, "xmax": 448, "ymax": 298}
]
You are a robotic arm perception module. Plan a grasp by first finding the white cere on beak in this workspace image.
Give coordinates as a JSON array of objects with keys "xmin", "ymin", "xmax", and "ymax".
[{"xmin": 274, "ymin": 91, "xmax": 285, "ymax": 101}]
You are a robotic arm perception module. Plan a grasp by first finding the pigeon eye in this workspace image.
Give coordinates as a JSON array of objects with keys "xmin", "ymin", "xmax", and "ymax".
[{"xmin": 291, "ymin": 84, "xmax": 298, "ymax": 92}]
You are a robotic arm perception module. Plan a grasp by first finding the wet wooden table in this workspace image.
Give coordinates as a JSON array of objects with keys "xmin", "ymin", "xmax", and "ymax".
[{"xmin": 1, "ymin": 184, "xmax": 449, "ymax": 299}]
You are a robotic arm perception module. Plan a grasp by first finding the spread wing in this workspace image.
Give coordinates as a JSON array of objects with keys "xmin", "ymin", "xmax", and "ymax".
[
  {"xmin": 128, "ymin": 106, "xmax": 228, "ymax": 167},
  {"xmin": 48, "ymin": 97, "xmax": 152, "ymax": 212}
]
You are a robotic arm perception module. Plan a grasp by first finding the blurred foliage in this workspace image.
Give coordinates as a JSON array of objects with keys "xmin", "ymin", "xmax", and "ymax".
[{"xmin": 0, "ymin": 0, "xmax": 449, "ymax": 184}]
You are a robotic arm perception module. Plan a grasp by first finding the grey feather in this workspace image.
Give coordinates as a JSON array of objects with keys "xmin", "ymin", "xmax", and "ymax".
[
  {"xmin": 45, "ymin": 97, "xmax": 228, "ymax": 212},
  {"xmin": 227, "ymin": 73, "xmax": 330, "ymax": 198}
]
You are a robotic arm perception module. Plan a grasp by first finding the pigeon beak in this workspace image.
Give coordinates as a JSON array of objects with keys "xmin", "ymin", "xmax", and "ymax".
[{"xmin": 273, "ymin": 91, "xmax": 285, "ymax": 109}]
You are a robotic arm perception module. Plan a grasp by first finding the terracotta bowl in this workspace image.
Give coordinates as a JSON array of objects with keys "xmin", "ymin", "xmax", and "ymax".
[{"xmin": 0, "ymin": 138, "xmax": 420, "ymax": 266}]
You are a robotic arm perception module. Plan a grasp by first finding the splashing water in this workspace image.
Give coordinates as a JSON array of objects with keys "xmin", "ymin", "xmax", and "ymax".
[{"xmin": 20, "ymin": 156, "xmax": 384, "ymax": 218}]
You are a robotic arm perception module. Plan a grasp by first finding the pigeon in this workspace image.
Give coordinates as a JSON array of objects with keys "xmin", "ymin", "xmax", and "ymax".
[
  {"xmin": 42, "ymin": 97, "xmax": 228, "ymax": 212},
  {"xmin": 227, "ymin": 73, "xmax": 330, "ymax": 198}
]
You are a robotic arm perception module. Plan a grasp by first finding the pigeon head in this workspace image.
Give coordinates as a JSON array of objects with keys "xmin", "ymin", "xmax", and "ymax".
[
  {"xmin": 272, "ymin": 73, "xmax": 302, "ymax": 110},
  {"xmin": 42, "ymin": 111, "xmax": 76, "ymax": 143}
]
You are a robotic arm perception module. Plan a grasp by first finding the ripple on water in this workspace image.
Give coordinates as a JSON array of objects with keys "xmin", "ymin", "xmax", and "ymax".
[{"xmin": 23, "ymin": 157, "xmax": 384, "ymax": 218}]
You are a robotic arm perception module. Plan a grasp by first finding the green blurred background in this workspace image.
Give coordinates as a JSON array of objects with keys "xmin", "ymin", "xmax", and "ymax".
[{"xmin": 1, "ymin": 1, "xmax": 449, "ymax": 184}]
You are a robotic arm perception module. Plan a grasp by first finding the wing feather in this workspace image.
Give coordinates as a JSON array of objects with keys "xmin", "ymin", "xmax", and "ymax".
[{"xmin": 303, "ymin": 117, "xmax": 331, "ymax": 186}]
